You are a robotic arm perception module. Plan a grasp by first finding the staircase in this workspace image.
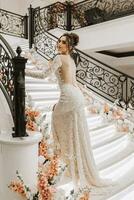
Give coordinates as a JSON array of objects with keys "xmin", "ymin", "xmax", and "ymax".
[{"xmin": 2, "ymin": 34, "xmax": 134, "ymax": 200}]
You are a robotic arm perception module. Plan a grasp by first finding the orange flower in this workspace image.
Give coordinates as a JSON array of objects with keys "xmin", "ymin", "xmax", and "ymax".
[
  {"xmin": 79, "ymin": 192, "xmax": 90, "ymax": 200},
  {"xmin": 90, "ymin": 107, "xmax": 98, "ymax": 114},
  {"xmin": 112, "ymin": 109, "xmax": 124, "ymax": 120},
  {"xmin": 104, "ymin": 103, "xmax": 110, "ymax": 113},
  {"xmin": 25, "ymin": 107, "xmax": 40, "ymax": 132},
  {"xmin": 47, "ymin": 155, "xmax": 59, "ymax": 179},
  {"xmin": 118, "ymin": 125, "xmax": 129, "ymax": 133},
  {"xmin": 8, "ymin": 181, "xmax": 27, "ymax": 198},
  {"xmin": 39, "ymin": 139, "xmax": 50, "ymax": 160},
  {"xmin": 26, "ymin": 120, "xmax": 37, "ymax": 131},
  {"xmin": 38, "ymin": 172, "xmax": 55, "ymax": 200},
  {"xmin": 26, "ymin": 109, "xmax": 40, "ymax": 120}
]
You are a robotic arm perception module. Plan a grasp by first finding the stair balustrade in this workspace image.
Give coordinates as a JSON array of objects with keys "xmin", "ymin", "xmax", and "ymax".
[
  {"xmin": 0, "ymin": 34, "xmax": 28, "ymax": 137},
  {"xmin": 30, "ymin": 0, "xmax": 134, "ymax": 33},
  {"xmin": 0, "ymin": 8, "xmax": 28, "ymax": 38}
]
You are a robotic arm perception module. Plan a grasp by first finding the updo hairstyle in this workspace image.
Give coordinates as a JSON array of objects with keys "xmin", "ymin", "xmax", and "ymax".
[
  {"xmin": 60, "ymin": 32, "xmax": 79, "ymax": 50},
  {"xmin": 58, "ymin": 32, "xmax": 80, "ymax": 65}
]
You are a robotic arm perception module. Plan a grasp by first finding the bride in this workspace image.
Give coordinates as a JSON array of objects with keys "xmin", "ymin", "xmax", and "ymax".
[{"xmin": 26, "ymin": 33, "xmax": 114, "ymax": 195}]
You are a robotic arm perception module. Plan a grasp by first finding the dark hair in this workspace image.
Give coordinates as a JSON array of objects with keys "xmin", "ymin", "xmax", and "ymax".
[
  {"xmin": 61, "ymin": 32, "xmax": 79, "ymax": 49},
  {"xmin": 58, "ymin": 33, "xmax": 80, "ymax": 65}
]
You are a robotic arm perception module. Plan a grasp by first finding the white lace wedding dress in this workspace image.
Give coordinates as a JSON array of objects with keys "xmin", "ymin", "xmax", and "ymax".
[{"xmin": 26, "ymin": 54, "xmax": 115, "ymax": 195}]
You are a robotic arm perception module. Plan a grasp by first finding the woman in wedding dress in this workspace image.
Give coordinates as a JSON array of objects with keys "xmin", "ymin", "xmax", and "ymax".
[{"xmin": 26, "ymin": 33, "xmax": 114, "ymax": 195}]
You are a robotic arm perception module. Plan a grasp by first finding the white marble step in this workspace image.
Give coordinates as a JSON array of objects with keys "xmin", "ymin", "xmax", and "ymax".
[
  {"xmin": 94, "ymin": 136, "xmax": 134, "ymax": 170},
  {"xmin": 94, "ymin": 134, "xmax": 127, "ymax": 158},
  {"xmin": 108, "ymin": 183, "xmax": 134, "ymax": 200},
  {"xmin": 26, "ymin": 77, "xmax": 53, "ymax": 84},
  {"xmin": 89, "ymin": 123, "xmax": 116, "ymax": 135},
  {"xmin": 97, "ymin": 153, "xmax": 134, "ymax": 200},
  {"xmin": 101, "ymin": 147, "xmax": 134, "ymax": 179},
  {"xmin": 28, "ymin": 91, "xmax": 60, "ymax": 101},
  {"xmin": 91, "ymin": 131, "xmax": 123, "ymax": 149},
  {"xmin": 87, "ymin": 114, "xmax": 103, "ymax": 129},
  {"xmin": 94, "ymin": 134, "xmax": 127, "ymax": 156},
  {"xmin": 91, "ymin": 124, "xmax": 116, "ymax": 139},
  {"xmin": 26, "ymin": 83, "xmax": 58, "ymax": 92}
]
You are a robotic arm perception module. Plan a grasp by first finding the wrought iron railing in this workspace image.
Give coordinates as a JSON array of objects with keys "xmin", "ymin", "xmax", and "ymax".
[
  {"xmin": 0, "ymin": 34, "xmax": 15, "ymax": 115},
  {"xmin": 31, "ymin": 19, "xmax": 134, "ymax": 110},
  {"xmin": 33, "ymin": 2, "xmax": 67, "ymax": 32},
  {"xmin": 30, "ymin": 0, "xmax": 134, "ymax": 32},
  {"xmin": 34, "ymin": 11, "xmax": 58, "ymax": 60},
  {"xmin": 76, "ymin": 49, "xmax": 134, "ymax": 110},
  {"xmin": 0, "ymin": 34, "xmax": 28, "ymax": 137},
  {"xmin": 71, "ymin": 0, "xmax": 134, "ymax": 29},
  {"xmin": 0, "ymin": 8, "xmax": 28, "ymax": 38}
]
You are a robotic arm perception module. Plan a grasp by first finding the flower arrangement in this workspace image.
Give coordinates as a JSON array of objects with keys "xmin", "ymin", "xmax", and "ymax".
[
  {"xmin": 25, "ymin": 107, "xmax": 40, "ymax": 131},
  {"xmin": 66, "ymin": 186, "xmax": 90, "ymax": 200},
  {"xmin": 102, "ymin": 100, "xmax": 134, "ymax": 138},
  {"xmin": 9, "ymin": 137, "xmax": 67, "ymax": 200},
  {"xmin": 25, "ymin": 106, "xmax": 50, "ymax": 138},
  {"xmin": 9, "ymin": 132, "xmax": 90, "ymax": 199},
  {"xmin": 8, "ymin": 171, "xmax": 34, "ymax": 200}
]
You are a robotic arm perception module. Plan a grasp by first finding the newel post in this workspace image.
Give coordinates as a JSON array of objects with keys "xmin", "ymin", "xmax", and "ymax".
[{"xmin": 12, "ymin": 46, "xmax": 27, "ymax": 137}]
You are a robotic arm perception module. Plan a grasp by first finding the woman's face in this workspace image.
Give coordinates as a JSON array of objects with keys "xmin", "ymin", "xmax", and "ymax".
[{"xmin": 57, "ymin": 36, "xmax": 69, "ymax": 54}]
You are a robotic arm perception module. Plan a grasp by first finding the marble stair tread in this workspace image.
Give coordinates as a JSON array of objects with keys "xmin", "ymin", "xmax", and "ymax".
[
  {"xmin": 101, "ymin": 152, "xmax": 134, "ymax": 179},
  {"xmin": 89, "ymin": 123, "xmax": 116, "ymax": 136},
  {"xmin": 86, "ymin": 115, "xmax": 103, "ymax": 129},
  {"xmin": 27, "ymin": 92, "xmax": 60, "ymax": 100},
  {"xmin": 26, "ymin": 78, "xmax": 58, "ymax": 85},
  {"xmin": 91, "ymin": 132, "xmax": 123, "ymax": 149},
  {"xmin": 107, "ymin": 183, "xmax": 134, "ymax": 200},
  {"xmin": 95, "ymin": 154, "xmax": 134, "ymax": 200},
  {"xmin": 93, "ymin": 135, "xmax": 127, "ymax": 158},
  {"xmin": 95, "ymin": 137, "xmax": 134, "ymax": 170},
  {"xmin": 26, "ymin": 83, "xmax": 58, "ymax": 92}
]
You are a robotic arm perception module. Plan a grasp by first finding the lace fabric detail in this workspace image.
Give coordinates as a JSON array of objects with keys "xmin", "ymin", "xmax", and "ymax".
[
  {"xmin": 25, "ymin": 54, "xmax": 62, "ymax": 79},
  {"xmin": 25, "ymin": 54, "xmax": 115, "ymax": 195}
]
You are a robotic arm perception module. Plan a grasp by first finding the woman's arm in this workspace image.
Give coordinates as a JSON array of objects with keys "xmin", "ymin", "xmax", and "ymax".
[
  {"xmin": 25, "ymin": 67, "xmax": 52, "ymax": 79},
  {"xmin": 25, "ymin": 55, "xmax": 62, "ymax": 79}
]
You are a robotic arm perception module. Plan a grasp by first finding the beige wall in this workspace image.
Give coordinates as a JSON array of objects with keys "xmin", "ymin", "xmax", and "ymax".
[
  {"xmin": 0, "ymin": 0, "xmax": 81, "ymax": 15},
  {"xmin": 0, "ymin": 0, "xmax": 56, "ymax": 14},
  {"xmin": 0, "ymin": 0, "xmax": 27, "ymax": 15}
]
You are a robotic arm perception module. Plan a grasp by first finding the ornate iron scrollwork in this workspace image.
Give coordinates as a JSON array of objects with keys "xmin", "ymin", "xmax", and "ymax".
[
  {"xmin": 34, "ymin": 8, "xmax": 58, "ymax": 60},
  {"xmin": 127, "ymin": 79, "xmax": 134, "ymax": 110},
  {"xmin": 34, "ymin": 2, "xmax": 67, "ymax": 32},
  {"xmin": 0, "ymin": 44, "xmax": 14, "ymax": 103},
  {"xmin": 77, "ymin": 51, "xmax": 126, "ymax": 102},
  {"xmin": 71, "ymin": 0, "xmax": 134, "ymax": 30},
  {"xmin": 0, "ymin": 9, "xmax": 27, "ymax": 38}
]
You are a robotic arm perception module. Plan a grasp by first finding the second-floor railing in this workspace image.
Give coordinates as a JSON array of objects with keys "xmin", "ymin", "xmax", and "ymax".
[
  {"xmin": 29, "ymin": 0, "xmax": 134, "ymax": 33},
  {"xmin": 0, "ymin": 8, "xmax": 28, "ymax": 38},
  {"xmin": 1, "ymin": 0, "xmax": 134, "ymax": 39},
  {"xmin": 71, "ymin": 0, "xmax": 134, "ymax": 29}
]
